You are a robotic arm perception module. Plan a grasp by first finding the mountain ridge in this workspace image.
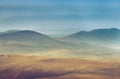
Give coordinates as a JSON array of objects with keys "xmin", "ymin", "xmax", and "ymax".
[
  {"xmin": 65, "ymin": 28, "xmax": 120, "ymax": 43},
  {"xmin": 0, "ymin": 28, "xmax": 120, "ymax": 57},
  {"xmin": 0, "ymin": 30, "xmax": 64, "ymax": 53}
]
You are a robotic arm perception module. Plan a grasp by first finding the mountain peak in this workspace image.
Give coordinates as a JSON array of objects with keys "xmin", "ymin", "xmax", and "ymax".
[
  {"xmin": 0, "ymin": 30, "xmax": 54, "ymax": 42},
  {"xmin": 65, "ymin": 28, "xmax": 120, "ymax": 43}
]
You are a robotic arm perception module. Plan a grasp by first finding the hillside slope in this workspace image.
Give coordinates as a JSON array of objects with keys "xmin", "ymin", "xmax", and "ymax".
[
  {"xmin": 0, "ymin": 30, "xmax": 63, "ymax": 53},
  {"xmin": 0, "ymin": 55, "xmax": 120, "ymax": 79},
  {"xmin": 65, "ymin": 28, "xmax": 120, "ymax": 44}
]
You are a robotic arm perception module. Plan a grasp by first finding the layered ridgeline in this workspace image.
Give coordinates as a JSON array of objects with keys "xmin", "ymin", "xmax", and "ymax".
[
  {"xmin": 65, "ymin": 28, "xmax": 120, "ymax": 44},
  {"xmin": 0, "ymin": 28, "xmax": 120, "ymax": 58},
  {"xmin": 0, "ymin": 30, "xmax": 96, "ymax": 58},
  {"xmin": 62, "ymin": 28, "xmax": 120, "ymax": 58},
  {"xmin": 0, "ymin": 30, "xmax": 67, "ymax": 54}
]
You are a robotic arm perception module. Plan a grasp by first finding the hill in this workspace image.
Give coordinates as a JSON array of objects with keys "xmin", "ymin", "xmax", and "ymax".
[
  {"xmin": 65, "ymin": 28, "xmax": 120, "ymax": 44},
  {"xmin": 0, "ymin": 30, "xmax": 63, "ymax": 53}
]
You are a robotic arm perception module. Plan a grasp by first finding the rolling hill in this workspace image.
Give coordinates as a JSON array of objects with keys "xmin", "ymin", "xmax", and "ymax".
[
  {"xmin": 0, "ymin": 28, "xmax": 120, "ymax": 58},
  {"xmin": 0, "ymin": 30, "xmax": 64, "ymax": 53},
  {"xmin": 65, "ymin": 28, "xmax": 120, "ymax": 44},
  {"xmin": 0, "ymin": 30, "xmax": 101, "ymax": 56},
  {"xmin": 61, "ymin": 28, "xmax": 120, "ymax": 58}
]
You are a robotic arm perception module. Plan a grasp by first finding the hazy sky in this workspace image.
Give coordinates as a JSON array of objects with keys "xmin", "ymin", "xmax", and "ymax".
[{"xmin": 0, "ymin": 0, "xmax": 120, "ymax": 36}]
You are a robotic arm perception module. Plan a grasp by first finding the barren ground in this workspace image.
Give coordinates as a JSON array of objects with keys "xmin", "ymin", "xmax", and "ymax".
[{"xmin": 0, "ymin": 55, "xmax": 120, "ymax": 79}]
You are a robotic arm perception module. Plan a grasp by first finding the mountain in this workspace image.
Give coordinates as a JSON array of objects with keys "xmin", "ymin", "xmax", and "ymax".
[
  {"xmin": 0, "ymin": 29, "xmax": 119, "ymax": 58},
  {"xmin": 0, "ymin": 30, "xmax": 55, "ymax": 41},
  {"xmin": 0, "ymin": 30, "xmax": 96, "ymax": 56},
  {"xmin": 65, "ymin": 28, "xmax": 120, "ymax": 44},
  {"xmin": 0, "ymin": 30, "xmax": 64, "ymax": 53}
]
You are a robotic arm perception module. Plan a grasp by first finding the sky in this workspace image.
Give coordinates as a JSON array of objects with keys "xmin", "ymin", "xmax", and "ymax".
[{"xmin": 0, "ymin": 0, "xmax": 120, "ymax": 36}]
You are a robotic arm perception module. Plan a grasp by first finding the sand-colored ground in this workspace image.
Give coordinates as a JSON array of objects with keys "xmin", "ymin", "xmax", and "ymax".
[{"xmin": 0, "ymin": 55, "xmax": 120, "ymax": 79}]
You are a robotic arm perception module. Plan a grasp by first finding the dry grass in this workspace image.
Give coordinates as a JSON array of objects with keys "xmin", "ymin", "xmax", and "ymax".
[{"xmin": 0, "ymin": 54, "xmax": 120, "ymax": 79}]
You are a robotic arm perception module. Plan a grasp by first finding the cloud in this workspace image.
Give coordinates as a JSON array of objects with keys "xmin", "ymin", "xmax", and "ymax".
[{"xmin": 0, "ymin": 0, "xmax": 120, "ymax": 35}]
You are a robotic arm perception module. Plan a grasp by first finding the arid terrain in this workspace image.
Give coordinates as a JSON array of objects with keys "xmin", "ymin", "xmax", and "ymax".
[
  {"xmin": 0, "ymin": 55, "xmax": 120, "ymax": 79},
  {"xmin": 1, "ymin": 0, "xmax": 120, "ymax": 79}
]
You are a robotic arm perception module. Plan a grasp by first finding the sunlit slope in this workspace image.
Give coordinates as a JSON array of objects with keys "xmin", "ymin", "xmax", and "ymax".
[{"xmin": 0, "ymin": 55, "xmax": 120, "ymax": 79}]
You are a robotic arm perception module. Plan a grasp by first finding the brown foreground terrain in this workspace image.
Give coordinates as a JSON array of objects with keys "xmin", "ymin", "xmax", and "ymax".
[{"xmin": 0, "ymin": 55, "xmax": 120, "ymax": 79}]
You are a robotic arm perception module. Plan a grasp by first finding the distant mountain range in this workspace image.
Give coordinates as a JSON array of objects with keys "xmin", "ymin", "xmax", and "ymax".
[
  {"xmin": 0, "ymin": 30, "xmax": 65, "ymax": 53},
  {"xmin": 65, "ymin": 28, "xmax": 120, "ymax": 44},
  {"xmin": 0, "ymin": 28, "xmax": 120, "ymax": 58}
]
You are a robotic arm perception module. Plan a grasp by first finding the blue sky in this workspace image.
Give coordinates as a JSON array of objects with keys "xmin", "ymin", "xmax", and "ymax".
[{"xmin": 0, "ymin": 0, "xmax": 120, "ymax": 36}]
